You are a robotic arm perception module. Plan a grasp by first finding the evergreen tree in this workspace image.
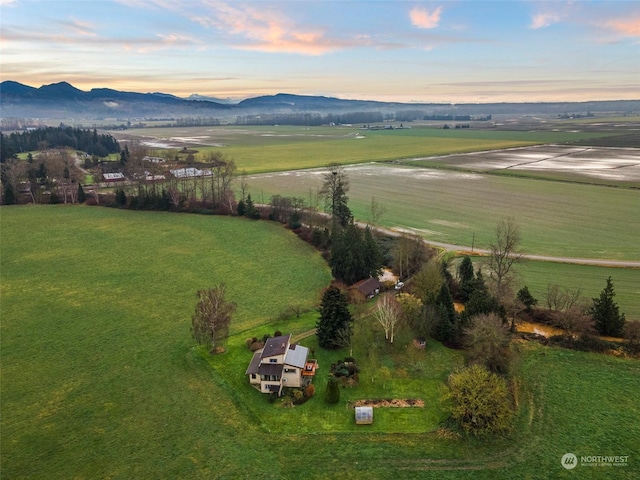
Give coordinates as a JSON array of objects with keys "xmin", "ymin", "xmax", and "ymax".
[
  {"xmin": 433, "ymin": 304, "xmax": 454, "ymax": 343},
  {"xmin": 363, "ymin": 226, "xmax": 383, "ymax": 279},
  {"xmin": 243, "ymin": 194, "xmax": 260, "ymax": 219},
  {"xmin": 457, "ymin": 256, "xmax": 475, "ymax": 302},
  {"xmin": 460, "ymin": 268, "xmax": 504, "ymax": 322},
  {"xmin": 317, "ymin": 286, "xmax": 353, "ymax": 349},
  {"xmin": 433, "ymin": 282, "xmax": 457, "ymax": 343},
  {"xmin": 590, "ymin": 277, "xmax": 625, "ymax": 337},
  {"xmin": 237, "ymin": 199, "xmax": 246, "ymax": 216},
  {"xmin": 120, "ymin": 145, "xmax": 130, "ymax": 166},
  {"xmin": 77, "ymin": 184, "xmax": 86, "ymax": 203},
  {"xmin": 516, "ymin": 286, "xmax": 537, "ymax": 312},
  {"xmin": 115, "ymin": 188, "xmax": 127, "ymax": 206},
  {"xmin": 320, "ymin": 163, "xmax": 352, "ymax": 227},
  {"xmin": 325, "ymin": 376, "xmax": 340, "ymax": 404},
  {"xmin": 330, "ymin": 223, "xmax": 383, "ymax": 285}
]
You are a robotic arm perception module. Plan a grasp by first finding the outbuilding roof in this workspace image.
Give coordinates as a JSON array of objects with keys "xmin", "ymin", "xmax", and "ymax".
[{"xmin": 351, "ymin": 277, "xmax": 382, "ymax": 296}]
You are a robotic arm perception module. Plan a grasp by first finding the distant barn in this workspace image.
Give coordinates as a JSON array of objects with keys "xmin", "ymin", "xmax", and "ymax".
[{"xmin": 103, "ymin": 172, "xmax": 125, "ymax": 183}]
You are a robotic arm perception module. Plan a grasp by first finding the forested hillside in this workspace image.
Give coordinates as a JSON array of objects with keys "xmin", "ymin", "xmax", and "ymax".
[{"xmin": 0, "ymin": 126, "xmax": 120, "ymax": 161}]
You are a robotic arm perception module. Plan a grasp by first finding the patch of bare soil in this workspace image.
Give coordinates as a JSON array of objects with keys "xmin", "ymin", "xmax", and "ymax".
[{"xmin": 351, "ymin": 398, "xmax": 424, "ymax": 408}]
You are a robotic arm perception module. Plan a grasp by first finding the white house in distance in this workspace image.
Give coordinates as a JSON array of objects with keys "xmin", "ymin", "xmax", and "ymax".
[
  {"xmin": 245, "ymin": 334, "xmax": 317, "ymax": 395},
  {"xmin": 169, "ymin": 167, "xmax": 212, "ymax": 178},
  {"xmin": 103, "ymin": 172, "xmax": 126, "ymax": 183}
]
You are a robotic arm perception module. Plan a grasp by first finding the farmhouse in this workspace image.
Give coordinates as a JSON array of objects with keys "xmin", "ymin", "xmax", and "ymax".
[
  {"xmin": 349, "ymin": 277, "xmax": 382, "ymax": 302},
  {"xmin": 103, "ymin": 172, "xmax": 126, "ymax": 182},
  {"xmin": 245, "ymin": 334, "xmax": 317, "ymax": 395},
  {"xmin": 169, "ymin": 167, "xmax": 212, "ymax": 178},
  {"xmin": 133, "ymin": 171, "xmax": 166, "ymax": 182},
  {"xmin": 142, "ymin": 155, "xmax": 165, "ymax": 163}
]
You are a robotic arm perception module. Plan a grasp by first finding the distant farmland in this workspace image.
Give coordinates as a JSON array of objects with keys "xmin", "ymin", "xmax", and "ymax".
[
  {"xmin": 246, "ymin": 162, "xmax": 640, "ymax": 261},
  {"xmin": 113, "ymin": 124, "xmax": 618, "ymax": 174}
]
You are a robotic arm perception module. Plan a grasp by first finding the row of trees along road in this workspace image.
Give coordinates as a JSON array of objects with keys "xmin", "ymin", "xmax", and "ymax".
[{"xmin": 320, "ymin": 163, "xmax": 384, "ymax": 285}]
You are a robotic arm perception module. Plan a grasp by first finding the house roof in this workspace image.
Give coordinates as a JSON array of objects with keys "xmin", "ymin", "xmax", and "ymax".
[
  {"xmin": 103, "ymin": 172, "xmax": 125, "ymax": 180},
  {"xmin": 258, "ymin": 363, "xmax": 283, "ymax": 376},
  {"xmin": 284, "ymin": 344, "xmax": 309, "ymax": 369},
  {"xmin": 351, "ymin": 277, "xmax": 382, "ymax": 296},
  {"xmin": 261, "ymin": 335, "xmax": 291, "ymax": 358},
  {"xmin": 245, "ymin": 351, "xmax": 262, "ymax": 375}
]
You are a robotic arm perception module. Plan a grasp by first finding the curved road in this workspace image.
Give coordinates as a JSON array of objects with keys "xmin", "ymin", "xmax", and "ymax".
[{"xmin": 362, "ymin": 223, "xmax": 640, "ymax": 268}]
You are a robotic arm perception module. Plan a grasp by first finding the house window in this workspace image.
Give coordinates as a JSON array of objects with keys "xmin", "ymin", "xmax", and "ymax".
[
  {"xmin": 284, "ymin": 368, "xmax": 296, "ymax": 373},
  {"xmin": 251, "ymin": 374, "xmax": 256, "ymax": 379},
  {"xmin": 270, "ymin": 358, "xmax": 277, "ymax": 363}
]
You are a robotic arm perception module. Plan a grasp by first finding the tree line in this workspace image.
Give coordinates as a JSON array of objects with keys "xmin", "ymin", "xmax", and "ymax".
[{"xmin": 1, "ymin": 126, "xmax": 120, "ymax": 161}]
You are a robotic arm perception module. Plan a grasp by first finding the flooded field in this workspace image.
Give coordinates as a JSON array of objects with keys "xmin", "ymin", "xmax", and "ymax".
[
  {"xmin": 409, "ymin": 145, "xmax": 640, "ymax": 184},
  {"xmin": 517, "ymin": 321, "xmax": 564, "ymax": 337},
  {"xmin": 517, "ymin": 321, "xmax": 624, "ymax": 342}
]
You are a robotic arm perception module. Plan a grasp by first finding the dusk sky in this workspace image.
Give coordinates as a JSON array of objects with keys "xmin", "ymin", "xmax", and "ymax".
[{"xmin": 1, "ymin": 0, "xmax": 639, "ymax": 103}]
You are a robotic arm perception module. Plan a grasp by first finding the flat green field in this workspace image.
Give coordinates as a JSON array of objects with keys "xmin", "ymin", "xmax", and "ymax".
[
  {"xmin": 2, "ymin": 206, "xmax": 639, "ymax": 479},
  {"xmin": 464, "ymin": 257, "xmax": 640, "ymax": 321},
  {"xmin": 115, "ymin": 125, "xmax": 614, "ymax": 173},
  {"xmin": 247, "ymin": 164, "xmax": 640, "ymax": 261}
]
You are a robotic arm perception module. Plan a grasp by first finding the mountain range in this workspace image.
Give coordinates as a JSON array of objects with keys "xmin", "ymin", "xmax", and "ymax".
[{"xmin": 1, "ymin": 80, "xmax": 639, "ymax": 120}]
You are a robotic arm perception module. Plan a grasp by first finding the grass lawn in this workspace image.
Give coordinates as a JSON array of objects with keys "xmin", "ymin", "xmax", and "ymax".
[
  {"xmin": 207, "ymin": 313, "xmax": 464, "ymax": 434},
  {"xmin": 2, "ymin": 206, "xmax": 639, "ymax": 479}
]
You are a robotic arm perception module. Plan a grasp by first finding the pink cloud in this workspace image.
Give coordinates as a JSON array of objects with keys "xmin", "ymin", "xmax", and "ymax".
[
  {"xmin": 410, "ymin": 6, "xmax": 442, "ymax": 30},
  {"xmin": 190, "ymin": 1, "xmax": 358, "ymax": 55},
  {"xmin": 115, "ymin": 1, "xmax": 410, "ymax": 55},
  {"xmin": 604, "ymin": 18, "xmax": 640, "ymax": 37},
  {"xmin": 530, "ymin": 13, "xmax": 561, "ymax": 29}
]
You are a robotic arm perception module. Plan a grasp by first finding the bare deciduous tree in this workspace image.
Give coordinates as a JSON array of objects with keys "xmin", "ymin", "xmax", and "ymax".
[
  {"xmin": 545, "ymin": 285, "xmax": 594, "ymax": 340},
  {"xmin": 464, "ymin": 313, "xmax": 513, "ymax": 374},
  {"xmin": 1, "ymin": 157, "xmax": 26, "ymax": 203},
  {"xmin": 488, "ymin": 217, "xmax": 523, "ymax": 303},
  {"xmin": 191, "ymin": 284, "xmax": 236, "ymax": 354},
  {"xmin": 373, "ymin": 293, "xmax": 401, "ymax": 344},
  {"xmin": 392, "ymin": 233, "xmax": 429, "ymax": 280},
  {"xmin": 367, "ymin": 195, "xmax": 386, "ymax": 226}
]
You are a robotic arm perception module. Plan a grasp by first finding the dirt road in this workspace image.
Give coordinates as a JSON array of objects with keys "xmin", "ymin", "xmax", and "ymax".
[{"xmin": 362, "ymin": 222, "xmax": 640, "ymax": 268}]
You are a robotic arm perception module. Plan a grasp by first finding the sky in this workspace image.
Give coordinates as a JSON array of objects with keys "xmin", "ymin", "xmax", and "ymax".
[{"xmin": 1, "ymin": 0, "xmax": 639, "ymax": 103}]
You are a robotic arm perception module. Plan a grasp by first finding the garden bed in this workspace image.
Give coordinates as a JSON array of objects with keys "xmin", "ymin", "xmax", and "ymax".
[{"xmin": 351, "ymin": 398, "xmax": 424, "ymax": 408}]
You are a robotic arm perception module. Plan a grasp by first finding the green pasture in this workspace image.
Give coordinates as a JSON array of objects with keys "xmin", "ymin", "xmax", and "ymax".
[
  {"xmin": 246, "ymin": 163, "xmax": 640, "ymax": 261},
  {"xmin": 517, "ymin": 261, "xmax": 640, "ymax": 321},
  {"xmin": 2, "ymin": 205, "xmax": 639, "ymax": 479},
  {"xmin": 117, "ymin": 124, "xmax": 614, "ymax": 174},
  {"xmin": 460, "ymin": 256, "xmax": 640, "ymax": 321}
]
